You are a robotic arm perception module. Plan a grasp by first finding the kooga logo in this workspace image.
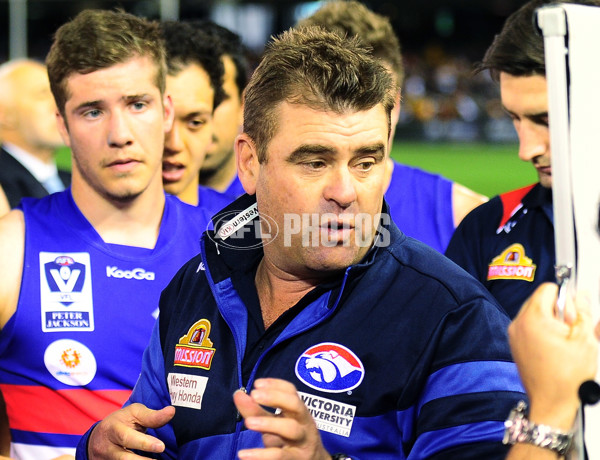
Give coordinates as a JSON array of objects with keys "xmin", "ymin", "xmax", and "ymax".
[{"xmin": 106, "ymin": 266, "xmax": 155, "ymax": 281}]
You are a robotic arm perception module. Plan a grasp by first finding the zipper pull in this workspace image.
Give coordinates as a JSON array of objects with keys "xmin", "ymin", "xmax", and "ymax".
[{"xmin": 235, "ymin": 386, "xmax": 246, "ymax": 422}]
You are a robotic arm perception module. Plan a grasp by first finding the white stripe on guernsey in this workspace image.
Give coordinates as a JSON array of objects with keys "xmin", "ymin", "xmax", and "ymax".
[{"xmin": 11, "ymin": 442, "xmax": 75, "ymax": 460}]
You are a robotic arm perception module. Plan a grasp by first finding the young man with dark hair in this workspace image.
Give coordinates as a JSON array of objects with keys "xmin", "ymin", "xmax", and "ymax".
[
  {"xmin": 0, "ymin": 10, "xmax": 210, "ymax": 458},
  {"xmin": 445, "ymin": 0, "xmax": 600, "ymax": 319},
  {"xmin": 197, "ymin": 20, "xmax": 248, "ymax": 198},
  {"xmin": 160, "ymin": 20, "xmax": 232, "ymax": 213}
]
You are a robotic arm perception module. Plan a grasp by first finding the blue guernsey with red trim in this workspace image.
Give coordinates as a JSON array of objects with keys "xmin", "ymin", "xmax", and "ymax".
[
  {"xmin": 77, "ymin": 194, "xmax": 525, "ymax": 459},
  {"xmin": 445, "ymin": 183, "xmax": 555, "ymax": 319},
  {"xmin": 0, "ymin": 190, "xmax": 209, "ymax": 459}
]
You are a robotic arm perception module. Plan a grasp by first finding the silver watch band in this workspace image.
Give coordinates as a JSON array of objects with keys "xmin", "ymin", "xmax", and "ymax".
[{"xmin": 503, "ymin": 400, "xmax": 573, "ymax": 457}]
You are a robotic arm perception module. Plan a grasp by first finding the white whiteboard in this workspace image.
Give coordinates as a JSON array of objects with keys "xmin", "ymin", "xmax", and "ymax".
[{"xmin": 539, "ymin": 4, "xmax": 600, "ymax": 459}]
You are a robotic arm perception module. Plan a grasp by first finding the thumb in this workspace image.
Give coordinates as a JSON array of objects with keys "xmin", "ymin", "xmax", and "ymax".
[{"xmin": 129, "ymin": 403, "xmax": 176, "ymax": 429}]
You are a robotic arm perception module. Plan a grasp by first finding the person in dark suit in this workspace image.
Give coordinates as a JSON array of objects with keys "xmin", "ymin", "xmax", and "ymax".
[{"xmin": 0, "ymin": 59, "xmax": 69, "ymax": 208}]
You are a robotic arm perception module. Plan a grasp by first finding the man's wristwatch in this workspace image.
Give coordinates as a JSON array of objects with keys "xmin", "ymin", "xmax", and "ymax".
[{"xmin": 503, "ymin": 400, "xmax": 574, "ymax": 457}]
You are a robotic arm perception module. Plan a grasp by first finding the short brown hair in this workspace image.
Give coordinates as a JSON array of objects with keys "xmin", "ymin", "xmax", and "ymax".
[
  {"xmin": 297, "ymin": 0, "xmax": 404, "ymax": 86},
  {"xmin": 243, "ymin": 26, "xmax": 396, "ymax": 162},
  {"xmin": 46, "ymin": 9, "xmax": 166, "ymax": 117}
]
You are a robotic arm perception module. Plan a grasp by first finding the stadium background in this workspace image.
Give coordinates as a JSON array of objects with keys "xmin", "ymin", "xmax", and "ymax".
[{"xmin": 1, "ymin": 0, "xmax": 537, "ymax": 197}]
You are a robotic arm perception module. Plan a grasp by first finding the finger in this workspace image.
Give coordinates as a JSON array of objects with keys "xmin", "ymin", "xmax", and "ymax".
[
  {"xmin": 244, "ymin": 414, "xmax": 304, "ymax": 442},
  {"xmin": 238, "ymin": 446, "xmax": 289, "ymax": 460},
  {"xmin": 234, "ymin": 389, "xmax": 270, "ymax": 420},
  {"xmin": 250, "ymin": 379, "xmax": 306, "ymax": 418},
  {"xmin": 128, "ymin": 404, "xmax": 176, "ymax": 430}
]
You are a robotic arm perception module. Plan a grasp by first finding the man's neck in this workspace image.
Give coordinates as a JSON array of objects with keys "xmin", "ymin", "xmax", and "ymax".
[
  {"xmin": 71, "ymin": 176, "xmax": 166, "ymax": 249},
  {"xmin": 255, "ymin": 258, "xmax": 322, "ymax": 330},
  {"xmin": 200, "ymin": 153, "xmax": 237, "ymax": 192}
]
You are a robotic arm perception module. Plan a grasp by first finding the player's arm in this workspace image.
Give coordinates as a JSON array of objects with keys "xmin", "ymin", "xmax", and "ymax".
[
  {"xmin": 0, "ymin": 186, "xmax": 9, "ymax": 218},
  {"xmin": 451, "ymin": 182, "xmax": 488, "ymax": 227},
  {"xmin": 0, "ymin": 209, "xmax": 24, "ymax": 330}
]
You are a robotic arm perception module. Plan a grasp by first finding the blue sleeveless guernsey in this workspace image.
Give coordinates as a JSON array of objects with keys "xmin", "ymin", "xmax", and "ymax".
[
  {"xmin": 384, "ymin": 161, "xmax": 454, "ymax": 253},
  {"xmin": 0, "ymin": 190, "xmax": 210, "ymax": 459}
]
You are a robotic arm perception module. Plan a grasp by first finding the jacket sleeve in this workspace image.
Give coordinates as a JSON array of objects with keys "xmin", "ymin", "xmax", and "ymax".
[
  {"xmin": 75, "ymin": 321, "xmax": 178, "ymax": 460},
  {"xmin": 406, "ymin": 294, "xmax": 526, "ymax": 459}
]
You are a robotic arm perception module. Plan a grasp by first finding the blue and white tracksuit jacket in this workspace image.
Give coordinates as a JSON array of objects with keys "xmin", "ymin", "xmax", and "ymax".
[{"xmin": 77, "ymin": 195, "xmax": 525, "ymax": 459}]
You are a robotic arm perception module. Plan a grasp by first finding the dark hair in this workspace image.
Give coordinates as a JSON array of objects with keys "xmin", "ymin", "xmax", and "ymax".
[
  {"xmin": 46, "ymin": 9, "xmax": 166, "ymax": 118},
  {"xmin": 161, "ymin": 20, "xmax": 226, "ymax": 109},
  {"xmin": 192, "ymin": 20, "xmax": 249, "ymax": 97},
  {"xmin": 479, "ymin": 0, "xmax": 600, "ymax": 79},
  {"xmin": 297, "ymin": 0, "xmax": 404, "ymax": 86},
  {"xmin": 243, "ymin": 26, "xmax": 396, "ymax": 162}
]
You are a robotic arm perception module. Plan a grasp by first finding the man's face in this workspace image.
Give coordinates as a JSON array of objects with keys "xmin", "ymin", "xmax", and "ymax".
[
  {"xmin": 7, "ymin": 62, "xmax": 63, "ymax": 152},
  {"xmin": 201, "ymin": 55, "xmax": 242, "ymax": 172},
  {"xmin": 243, "ymin": 102, "xmax": 389, "ymax": 277},
  {"xmin": 57, "ymin": 56, "xmax": 173, "ymax": 202},
  {"xmin": 163, "ymin": 64, "xmax": 214, "ymax": 200},
  {"xmin": 500, "ymin": 72, "xmax": 551, "ymax": 188}
]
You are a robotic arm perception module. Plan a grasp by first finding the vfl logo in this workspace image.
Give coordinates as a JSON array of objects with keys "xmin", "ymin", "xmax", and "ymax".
[
  {"xmin": 295, "ymin": 343, "xmax": 365, "ymax": 393},
  {"xmin": 174, "ymin": 319, "xmax": 216, "ymax": 370},
  {"xmin": 106, "ymin": 266, "xmax": 155, "ymax": 280},
  {"xmin": 45, "ymin": 256, "xmax": 86, "ymax": 306}
]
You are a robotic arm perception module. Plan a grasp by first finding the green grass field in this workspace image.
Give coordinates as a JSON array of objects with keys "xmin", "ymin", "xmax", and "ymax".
[
  {"xmin": 391, "ymin": 142, "xmax": 536, "ymax": 198},
  {"xmin": 56, "ymin": 141, "xmax": 536, "ymax": 199}
]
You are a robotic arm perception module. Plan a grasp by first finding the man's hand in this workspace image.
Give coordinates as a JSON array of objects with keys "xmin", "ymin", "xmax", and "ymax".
[
  {"xmin": 234, "ymin": 378, "xmax": 331, "ymax": 460},
  {"xmin": 508, "ymin": 283, "xmax": 598, "ymax": 430},
  {"xmin": 87, "ymin": 403, "xmax": 175, "ymax": 460}
]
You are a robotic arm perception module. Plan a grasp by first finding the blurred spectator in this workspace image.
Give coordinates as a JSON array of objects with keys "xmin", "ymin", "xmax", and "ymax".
[{"xmin": 0, "ymin": 59, "xmax": 69, "ymax": 208}]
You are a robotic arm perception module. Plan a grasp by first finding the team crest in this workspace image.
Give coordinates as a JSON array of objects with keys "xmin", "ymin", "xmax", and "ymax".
[
  {"xmin": 40, "ymin": 252, "xmax": 94, "ymax": 332},
  {"xmin": 174, "ymin": 319, "xmax": 216, "ymax": 370},
  {"xmin": 487, "ymin": 243, "xmax": 536, "ymax": 282},
  {"xmin": 295, "ymin": 343, "xmax": 365, "ymax": 393}
]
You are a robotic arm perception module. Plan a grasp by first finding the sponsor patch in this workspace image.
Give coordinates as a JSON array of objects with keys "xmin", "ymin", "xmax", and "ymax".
[
  {"xmin": 40, "ymin": 253, "xmax": 94, "ymax": 332},
  {"xmin": 299, "ymin": 391, "xmax": 356, "ymax": 437},
  {"xmin": 106, "ymin": 266, "xmax": 155, "ymax": 280},
  {"xmin": 295, "ymin": 342, "xmax": 365, "ymax": 393},
  {"xmin": 216, "ymin": 203, "xmax": 259, "ymax": 240},
  {"xmin": 44, "ymin": 339, "xmax": 97, "ymax": 386},
  {"xmin": 174, "ymin": 319, "xmax": 216, "ymax": 370},
  {"xmin": 487, "ymin": 243, "xmax": 537, "ymax": 282},
  {"xmin": 168, "ymin": 373, "xmax": 209, "ymax": 410}
]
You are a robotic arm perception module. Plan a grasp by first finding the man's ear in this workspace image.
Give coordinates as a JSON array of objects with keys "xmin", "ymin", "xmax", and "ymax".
[
  {"xmin": 163, "ymin": 94, "xmax": 174, "ymax": 133},
  {"xmin": 55, "ymin": 111, "xmax": 71, "ymax": 148},
  {"xmin": 236, "ymin": 133, "xmax": 259, "ymax": 195}
]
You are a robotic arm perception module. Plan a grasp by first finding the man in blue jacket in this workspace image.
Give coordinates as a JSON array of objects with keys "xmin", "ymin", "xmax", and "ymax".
[{"xmin": 78, "ymin": 26, "xmax": 524, "ymax": 460}]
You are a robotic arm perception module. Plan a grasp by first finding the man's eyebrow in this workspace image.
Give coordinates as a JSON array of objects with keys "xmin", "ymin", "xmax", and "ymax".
[
  {"xmin": 286, "ymin": 142, "xmax": 386, "ymax": 163},
  {"xmin": 73, "ymin": 100, "xmax": 102, "ymax": 113},
  {"xmin": 502, "ymin": 106, "xmax": 548, "ymax": 122},
  {"xmin": 355, "ymin": 142, "xmax": 386, "ymax": 157},
  {"xmin": 287, "ymin": 144, "xmax": 336, "ymax": 163}
]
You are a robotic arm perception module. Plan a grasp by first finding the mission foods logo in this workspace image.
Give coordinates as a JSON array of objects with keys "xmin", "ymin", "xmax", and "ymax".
[
  {"xmin": 174, "ymin": 319, "xmax": 216, "ymax": 370},
  {"xmin": 295, "ymin": 343, "xmax": 365, "ymax": 393},
  {"xmin": 487, "ymin": 243, "xmax": 537, "ymax": 282}
]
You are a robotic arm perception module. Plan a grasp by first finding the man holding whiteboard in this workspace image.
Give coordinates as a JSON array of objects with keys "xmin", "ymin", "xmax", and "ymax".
[{"xmin": 445, "ymin": 0, "xmax": 600, "ymax": 320}]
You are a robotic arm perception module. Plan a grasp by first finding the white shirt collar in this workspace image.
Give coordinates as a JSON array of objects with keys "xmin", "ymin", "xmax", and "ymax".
[{"xmin": 3, "ymin": 142, "xmax": 60, "ymax": 183}]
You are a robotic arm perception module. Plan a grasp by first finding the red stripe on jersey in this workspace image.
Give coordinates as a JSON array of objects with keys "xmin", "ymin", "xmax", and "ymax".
[
  {"xmin": 0, "ymin": 384, "xmax": 131, "ymax": 434},
  {"xmin": 498, "ymin": 184, "xmax": 537, "ymax": 231}
]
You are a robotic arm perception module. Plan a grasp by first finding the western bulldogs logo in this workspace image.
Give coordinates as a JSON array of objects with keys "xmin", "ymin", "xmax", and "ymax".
[
  {"xmin": 295, "ymin": 343, "xmax": 365, "ymax": 393},
  {"xmin": 44, "ymin": 256, "xmax": 86, "ymax": 306}
]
